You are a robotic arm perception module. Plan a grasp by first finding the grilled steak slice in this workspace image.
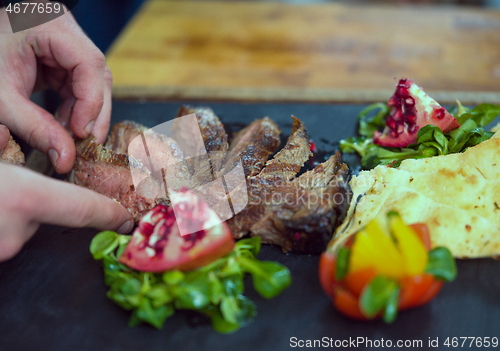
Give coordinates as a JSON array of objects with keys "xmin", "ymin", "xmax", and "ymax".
[
  {"xmin": 72, "ymin": 120, "xmax": 195, "ymax": 221},
  {"xmin": 105, "ymin": 120, "xmax": 192, "ymax": 190},
  {"xmin": 0, "ymin": 136, "xmax": 25, "ymax": 166},
  {"xmin": 258, "ymin": 116, "xmax": 311, "ymax": 181},
  {"xmin": 104, "ymin": 121, "xmax": 148, "ymax": 154},
  {"xmin": 219, "ymin": 117, "xmax": 281, "ymax": 180},
  {"xmin": 69, "ymin": 136, "xmax": 167, "ymax": 221},
  {"xmin": 176, "ymin": 106, "xmax": 229, "ymax": 184},
  {"xmin": 227, "ymin": 116, "xmax": 311, "ymax": 237},
  {"xmin": 292, "ymin": 152, "xmax": 345, "ymax": 189},
  {"xmin": 228, "ymin": 152, "xmax": 350, "ymax": 253},
  {"xmin": 250, "ymin": 153, "xmax": 351, "ymax": 253}
]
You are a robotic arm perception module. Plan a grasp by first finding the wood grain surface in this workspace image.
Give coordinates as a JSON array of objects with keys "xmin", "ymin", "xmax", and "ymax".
[{"xmin": 106, "ymin": 0, "xmax": 500, "ymax": 103}]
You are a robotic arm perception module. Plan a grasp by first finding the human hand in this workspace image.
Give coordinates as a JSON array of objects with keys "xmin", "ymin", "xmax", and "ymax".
[
  {"xmin": 0, "ymin": 124, "xmax": 9, "ymax": 151},
  {"xmin": 0, "ymin": 3, "xmax": 112, "ymax": 174},
  {"xmin": 0, "ymin": 161, "xmax": 133, "ymax": 262}
]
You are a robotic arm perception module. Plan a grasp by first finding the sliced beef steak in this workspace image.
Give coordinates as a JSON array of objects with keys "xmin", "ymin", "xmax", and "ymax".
[
  {"xmin": 176, "ymin": 106, "xmax": 229, "ymax": 183},
  {"xmin": 258, "ymin": 116, "xmax": 311, "ymax": 181},
  {"xmin": 69, "ymin": 136, "xmax": 167, "ymax": 221},
  {"xmin": 105, "ymin": 119, "xmax": 192, "ymax": 190},
  {"xmin": 227, "ymin": 115, "xmax": 313, "ymax": 239},
  {"xmin": 249, "ymin": 153, "xmax": 351, "ymax": 253},
  {"xmin": 0, "ymin": 136, "xmax": 25, "ymax": 166},
  {"xmin": 292, "ymin": 152, "xmax": 345, "ymax": 189},
  {"xmin": 70, "ymin": 106, "xmax": 351, "ymax": 254},
  {"xmin": 219, "ymin": 117, "xmax": 281, "ymax": 180},
  {"xmin": 71, "ymin": 111, "xmax": 222, "ymax": 222},
  {"xmin": 176, "ymin": 105, "xmax": 228, "ymax": 156},
  {"xmin": 227, "ymin": 117, "xmax": 350, "ymax": 254}
]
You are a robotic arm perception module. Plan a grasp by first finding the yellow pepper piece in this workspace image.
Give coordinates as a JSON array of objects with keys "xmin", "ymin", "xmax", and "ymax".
[
  {"xmin": 349, "ymin": 216, "xmax": 405, "ymax": 279},
  {"xmin": 388, "ymin": 212, "xmax": 428, "ymax": 276}
]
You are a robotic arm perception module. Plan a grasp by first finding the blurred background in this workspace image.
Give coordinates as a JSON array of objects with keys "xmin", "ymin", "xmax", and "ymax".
[
  {"xmin": 71, "ymin": 0, "xmax": 145, "ymax": 53},
  {"xmin": 36, "ymin": 0, "xmax": 500, "ymax": 113},
  {"xmin": 72, "ymin": 0, "xmax": 500, "ymax": 54}
]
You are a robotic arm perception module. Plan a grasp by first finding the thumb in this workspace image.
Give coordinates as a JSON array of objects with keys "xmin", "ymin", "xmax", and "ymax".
[
  {"xmin": 0, "ymin": 91, "xmax": 76, "ymax": 174},
  {"xmin": 0, "ymin": 124, "xmax": 10, "ymax": 151}
]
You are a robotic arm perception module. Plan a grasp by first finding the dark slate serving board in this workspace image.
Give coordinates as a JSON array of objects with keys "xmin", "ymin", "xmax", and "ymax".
[{"xmin": 1, "ymin": 101, "xmax": 499, "ymax": 351}]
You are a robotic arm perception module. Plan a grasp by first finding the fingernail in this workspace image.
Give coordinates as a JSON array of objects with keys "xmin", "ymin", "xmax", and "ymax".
[
  {"xmin": 85, "ymin": 121, "xmax": 95, "ymax": 135},
  {"xmin": 117, "ymin": 219, "xmax": 134, "ymax": 234},
  {"xmin": 48, "ymin": 149, "xmax": 59, "ymax": 167}
]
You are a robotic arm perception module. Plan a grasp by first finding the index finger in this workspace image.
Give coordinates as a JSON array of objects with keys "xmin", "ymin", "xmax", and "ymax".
[{"xmin": 27, "ymin": 16, "xmax": 108, "ymax": 141}]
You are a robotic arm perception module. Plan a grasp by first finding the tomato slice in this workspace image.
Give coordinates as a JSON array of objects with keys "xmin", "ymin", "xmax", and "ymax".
[
  {"xmin": 342, "ymin": 267, "xmax": 377, "ymax": 297},
  {"xmin": 398, "ymin": 274, "xmax": 442, "ymax": 310},
  {"xmin": 119, "ymin": 194, "xmax": 235, "ymax": 272},
  {"xmin": 409, "ymin": 223, "xmax": 432, "ymax": 251},
  {"xmin": 319, "ymin": 252, "xmax": 338, "ymax": 298},
  {"xmin": 333, "ymin": 287, "xmax": 367, "ymax": 320},
  {"xmin": 413, "ymin": 279, "xmax": 443, "ymax": 307}
]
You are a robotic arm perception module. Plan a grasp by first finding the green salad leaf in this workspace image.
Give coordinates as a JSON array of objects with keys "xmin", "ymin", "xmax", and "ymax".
[
  {"xmin": 335, "ymin": 247, "xmax": 350, "ymax": 281},
  {"xmin": 359, "ymin": 276, "xmax": 399, "ymax": 322},
  {"xmin": 90, "ymin": 232, "xmax": 291, "ymax": 333},
  {"xmin": 339, "ymin": 101, "xmax": 500, "ymax": 169},
  {"xmin": 425, "ymin": 247, "xmax": 457, "ymax": 282}
]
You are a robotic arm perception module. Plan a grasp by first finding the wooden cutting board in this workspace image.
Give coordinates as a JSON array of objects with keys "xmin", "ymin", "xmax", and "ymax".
[{"xmin": 106, "ymin": 0, "xmax": 500, "ymax": 104}]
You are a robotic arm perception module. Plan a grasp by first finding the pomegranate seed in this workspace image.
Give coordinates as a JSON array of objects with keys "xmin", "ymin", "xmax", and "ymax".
[
  {"xmin": 434, "ymin": 108, "xmax": 445, "ymax": 119},
  {"xmin": 157, "ymin": 225, "xmax": 169, "ymax": 238},
  {"xmin": 405, "ymin": 97, "xmax": 415, "ymax": 106},
  {"xmin": 392, "ymin": 111, "xmax": 403, "ymax": 122},
  {"xmin": 390, "ymin": 130, "xmax": 399, "ymax": 138},
  {"xmin": 151, "ymin": 212, "xmax": 165, "ymax": 224},
  {"xmin": 165, "ymin": 215, "xmax": 176, "ymax": 227},
  {"xmin": 310, "ymin": 140, "xmax": 317, "ymax": 154},
  {"xmin": 152, "ymin": 204, "xmax": 167, "ymax": 214},
  {"xmin": 139, "ymin": 222, "xmax": 155, "ymax": 236},
  {"xmin": 406, "ymin": 113, "xmax": 417, "ymax": 123},
  {"xmin": 181, "ymin": 239, "xmax": 195, "ymax": 251},
  {"xmin": 154, "ymin": 239, "xmax": 168, "ymax": 252},
  {"xmin": 408, "ymin": 124, "xmax": 418, "ymax": 133},
  {"xmin": 397, "ymin": 124, "xmax": 404, "ymax": 134},
  {"xmin": 397, "ymin": 86, "xmax": 409, "ymax": 97},
  {"xmin": 387, "ymin": 119, "xmax": 397, "ymax": 129}
]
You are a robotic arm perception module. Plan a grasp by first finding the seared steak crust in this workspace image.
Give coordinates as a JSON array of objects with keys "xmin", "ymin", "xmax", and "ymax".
[
  {"xmin": 177, "ymin": 106, "xmax": 228, "ymax": 155},
  {"xmin": 293, "ymin": 152, "xmax": 345, "ymax": 189},
  {"xmin": 104, "ymin": 121, "xmax": 148, "ymax": 154},
  {"xmin": 258, "ymin": 116, "xmax": 311, "ymax": 181},
  {"xmin": 0, "ymin": 136, "xmax": 25, "ymax": 166},
  {"xmin": 220, "ymin": 117, "xmax": 281, "ymax": 179},
  {"xmin": 176, "ymin": 106, "xmax": 229, "ymax": 179}
]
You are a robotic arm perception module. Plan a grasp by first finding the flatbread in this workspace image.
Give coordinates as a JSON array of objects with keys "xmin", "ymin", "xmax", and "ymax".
[{"xmin": 328, "ymin": 131, "xmax": 500, "ymax": 258}]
